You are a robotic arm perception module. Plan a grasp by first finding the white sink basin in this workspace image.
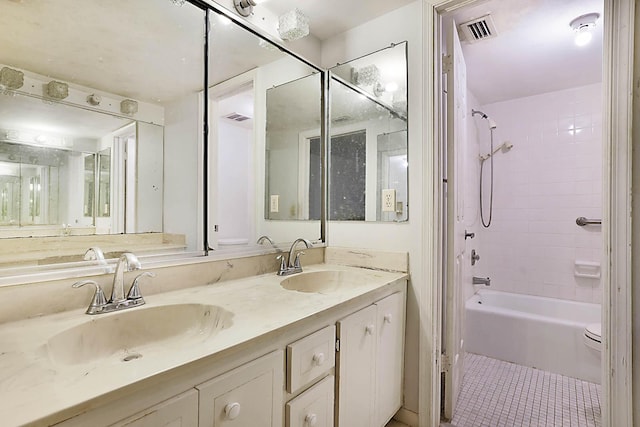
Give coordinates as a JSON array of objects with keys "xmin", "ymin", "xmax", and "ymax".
[
  {"xmin": 47, "ymin": 304, "xmax": 233, "ymax": 366},
  {"xmin": 280, "ymin": 270, "xmax": 368, "ymax": 293}
]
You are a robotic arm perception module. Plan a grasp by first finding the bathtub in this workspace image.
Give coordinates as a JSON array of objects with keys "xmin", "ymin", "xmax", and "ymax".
[{"xmin": 464, "ymin": 289, "xmax": 601, "ymax": 383}]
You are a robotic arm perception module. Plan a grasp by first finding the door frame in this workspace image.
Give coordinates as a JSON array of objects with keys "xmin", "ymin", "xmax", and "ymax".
[{"xmin": 424, "ymin": 1, "xmax": 635, "ymax": 426}]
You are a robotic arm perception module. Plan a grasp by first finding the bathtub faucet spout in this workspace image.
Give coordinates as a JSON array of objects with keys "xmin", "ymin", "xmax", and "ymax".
[{"xmin": 473, "ymin": 276, "xmax": 491, "ymax": 286}]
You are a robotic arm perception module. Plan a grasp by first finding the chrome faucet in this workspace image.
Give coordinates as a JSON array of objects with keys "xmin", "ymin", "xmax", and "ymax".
[
  {"xmin": 473, "ymin": 276, "xmax": 491, "ymax": 286},
  {"xmin": 111, "ymin": 253, "xmax": 141, "ymax": 303},
  {"xmin": 73, "ymin": 252, "xmax": 154, "ymax": 315},
  {"xmin": 277, "ymin": 238, "xmax": 312, "ymax": 276},
  {"xmin": 257, "ymin": 235, "xmax": 275, "ymax": 246},
  {"xmin": 83, "ymin": 247, "xmax": 105, "ymax": 262}
]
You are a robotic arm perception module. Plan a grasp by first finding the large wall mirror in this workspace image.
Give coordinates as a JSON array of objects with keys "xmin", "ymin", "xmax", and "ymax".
[
  {"xmin": 329, "ymin": 42, "xmax": 408, "ymax": 222},
  {"xmin": 0, "ymin": 0, "xmax": 206, "ymax": 275}
]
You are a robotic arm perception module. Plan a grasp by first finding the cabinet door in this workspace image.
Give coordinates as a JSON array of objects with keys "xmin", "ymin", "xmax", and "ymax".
[
  {"xmin": 286, "ymin": 375, "xmax": 334, "ymax": 427},
  {"xmin": 111, "ymin": 389, "xmax": 198, "ymax": 427},
  {"xmin": 336, "ymin": 305, "xmax": 377, "ymax": 427},
  {"xmin": 197, "ymin": 351, "xmax": 284, "ymax": 427},
  {"xmin": 374, "ymin": 292, "xmax": 405, "ymax": 426}
]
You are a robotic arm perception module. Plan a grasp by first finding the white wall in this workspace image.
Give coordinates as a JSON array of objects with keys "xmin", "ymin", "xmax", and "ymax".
[
  {"xmin": 136, "ymin": 122, "xmax": 164, "ymax": 233},
  {"xmin": 321, "ymin": 1, "xmax": 423, "ymax": 414},
  {"xmin": 471, "ymin": 83, "xmax": 603, "ymax": 303},
  {"xmin": 164, "ymin": 93, "xmax": 201, "ymax": 252}
]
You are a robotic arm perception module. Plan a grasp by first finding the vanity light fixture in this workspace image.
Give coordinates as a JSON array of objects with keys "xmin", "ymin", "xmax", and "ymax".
[
  {"xmin": 46, "ymin": 81, "xmax": 69, "ymax": 100},
  {"xmin": 120, "ymin": 99, "xmax": 138, "ymax": 115},
  {"xmin": 278, "ymin": 8, "xmax": 309, "ymax": 41},
  {"xmin": 570, "ymin": 13, "xmax": 599, "ymax": 47},
  {"xmin": 86, "ymin": 94, "xmax": 101, "ymax": 106},
  {"xmin": 0, "ymin": 67, "xmax": 24, "ymax": 90},
  {"xmin": 234, "ymin": 0, "xmax": 257, "ymax": 17},
  {"xmin": 352, "ymin": 64, "xmax": 380, "ymax": 86}
]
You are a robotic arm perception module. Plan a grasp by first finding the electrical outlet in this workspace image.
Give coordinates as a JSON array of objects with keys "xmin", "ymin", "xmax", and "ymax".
[
  {"xmin": 270, "ymin": 195, "xmax": 279, "ymax": 213},
  {"xmin": 382, "ymin": 189, "xmax": 396, "ymax": 212}
]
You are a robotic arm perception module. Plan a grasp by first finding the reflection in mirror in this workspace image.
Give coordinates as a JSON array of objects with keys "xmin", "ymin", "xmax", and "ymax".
[
  {"xmin": 328, "ymin": 42, "xmax": 408, "ymax": 222},
  {"xmin": 208, "ymin": 11, "xmax": 322, "ymax": 250},
  {"xmin": 0, "ymin": 0, "xmax": 205, "ymax": 272},
  {"xmin": 265, "ymin": 74, "xmax": 322, "ymax": 221}
]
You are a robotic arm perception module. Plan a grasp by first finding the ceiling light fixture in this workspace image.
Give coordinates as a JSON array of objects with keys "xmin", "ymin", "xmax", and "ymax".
[
  {"xmin": 570, "ymin": 13, "xmax": 600, "ymax": 47},
  {"xmin": 278, "ymin": 9, "xmax": 309, "ymax": 41}
]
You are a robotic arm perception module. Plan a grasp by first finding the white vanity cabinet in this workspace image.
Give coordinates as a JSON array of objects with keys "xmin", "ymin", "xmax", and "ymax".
[
  {"xmin": 285, "ymin": 325, "xmax": 336, "ymax": 427},
  {"xmin": 196, "ymin": 350, "xmax": 284, "ymax": 427},
  {"xmin": 286, "ymin": 375, "xmax": 334, "ymax": 427},
  {"xmin": 336, "ymin": 292, "xmax": 405, "ymax": 427}
]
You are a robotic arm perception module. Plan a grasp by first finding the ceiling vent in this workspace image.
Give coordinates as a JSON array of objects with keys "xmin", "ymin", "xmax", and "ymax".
[
  {"xmin": 459, "ymin": 14, "xmax": 498, "ymax": 43},
  {"xmin": 223, "ymin": 112, "xmax": 251, "ymax": 122}
]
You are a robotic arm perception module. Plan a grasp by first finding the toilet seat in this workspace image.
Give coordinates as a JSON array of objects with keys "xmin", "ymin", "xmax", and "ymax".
[{"xmin": 584, "ymin": 323, "xmax": 602, "ymax": 351}]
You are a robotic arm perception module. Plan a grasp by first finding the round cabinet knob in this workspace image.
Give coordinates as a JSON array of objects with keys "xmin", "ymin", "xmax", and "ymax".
[
  {"xmin": 312, "ymin": 352, "xmax": 325, "ymax": 366},
  {"xmin": 305, "ymin": 413, "xmax": 318, "ymax": 426},
  {"xmin": 384, "ymin": 314, "xmax": 393, "ymax": 323},
  {"xmin": 224, "ymin": 402, "xmax": 241, "ymax": 420},
  {"xmin": 365, "ymin": 324, "xmax": 375, "ymax": 335}
]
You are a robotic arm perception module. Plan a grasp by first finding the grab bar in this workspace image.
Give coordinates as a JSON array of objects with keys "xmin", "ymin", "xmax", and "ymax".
[{"xmin": 576, "ymin": 217, "xmax": 602, "ymax": 226}]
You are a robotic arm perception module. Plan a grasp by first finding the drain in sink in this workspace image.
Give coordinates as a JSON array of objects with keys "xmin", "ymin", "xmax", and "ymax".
[{"xmin": 122, "ymin": 352, "xmax": 143, "ymax": 362}]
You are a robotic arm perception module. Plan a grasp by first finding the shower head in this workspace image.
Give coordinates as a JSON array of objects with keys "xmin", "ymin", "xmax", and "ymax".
[
  {"xmin": 501, "ymin": 142, "xmax": 514, "ymax": 152},
  {"xmin": 472, "ymin": 108, "xmax": 497, "ymax": 129}
]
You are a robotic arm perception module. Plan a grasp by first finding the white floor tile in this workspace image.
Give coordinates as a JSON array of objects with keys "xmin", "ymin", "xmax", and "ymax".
[{"xmin": 451, "ymin": 353, "xmax": 602, "ymax": 427}]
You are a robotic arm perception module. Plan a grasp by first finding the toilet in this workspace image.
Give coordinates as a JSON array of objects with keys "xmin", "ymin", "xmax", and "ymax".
[{"xmin": 583, "ymin": 323, "xmax": 602, "ymax": 352}]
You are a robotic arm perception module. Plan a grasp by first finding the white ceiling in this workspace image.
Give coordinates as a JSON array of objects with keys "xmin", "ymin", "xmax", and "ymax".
[
  {"xmin": 259, "ymin": 0, "xmax": 415, "ymax": 41},
  {"xmin": 0, "ymin": 0, "xmax": 604, "ymax": 137},
  {"xmin": 448, "ymin": 0, "xmax": 604, "ymax": 105}
]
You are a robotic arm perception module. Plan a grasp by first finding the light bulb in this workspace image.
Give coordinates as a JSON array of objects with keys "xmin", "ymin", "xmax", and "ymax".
[
  {"xmin": 385, "ymin": 82, "xmax": 399, "ymax": 93},
  {"xmin": 575, "ymin": 29, "xmax": 592, "ymax": 46}
]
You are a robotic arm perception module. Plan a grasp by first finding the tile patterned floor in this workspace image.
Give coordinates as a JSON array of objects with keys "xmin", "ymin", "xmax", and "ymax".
[{"xmin": 450, "ymin": 353, "xmax": 602, "ymax": 427}]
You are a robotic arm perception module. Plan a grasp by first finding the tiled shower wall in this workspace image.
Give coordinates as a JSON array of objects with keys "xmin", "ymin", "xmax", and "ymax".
[{"xmin": 470, "ymin": 83, "xmax": 603, "ymax": 304}]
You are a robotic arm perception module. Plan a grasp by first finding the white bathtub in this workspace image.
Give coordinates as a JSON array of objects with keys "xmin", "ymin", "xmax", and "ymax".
[{"xmin": 465, "ymin": 289, "xmax": 601, "ymax": 383}]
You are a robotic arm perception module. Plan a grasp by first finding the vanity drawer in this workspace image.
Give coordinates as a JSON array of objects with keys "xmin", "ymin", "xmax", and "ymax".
[
  {"xmin": 287, "ymin": 325, "xmax": 335, "ymax": 394},
  {"xmin": 286, "ymin": 375, "xmax": 334, "ymax": 427}
]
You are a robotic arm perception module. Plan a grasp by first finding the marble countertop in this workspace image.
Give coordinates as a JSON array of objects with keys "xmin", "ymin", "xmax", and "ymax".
[{"xmin": 0, "ymin": 263, "xmax": 407, "ymax": 426}]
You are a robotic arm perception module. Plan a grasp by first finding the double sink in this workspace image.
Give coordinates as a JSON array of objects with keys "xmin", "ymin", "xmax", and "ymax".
[{"xmin": 45, "ymin": 270, "xmax": 367, "ymax": 367}]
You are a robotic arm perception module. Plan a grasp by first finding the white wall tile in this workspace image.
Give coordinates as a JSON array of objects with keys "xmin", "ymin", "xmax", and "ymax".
[{"xmin": 468, "ymin": 83, "xmax": 603, "ymax": 303}]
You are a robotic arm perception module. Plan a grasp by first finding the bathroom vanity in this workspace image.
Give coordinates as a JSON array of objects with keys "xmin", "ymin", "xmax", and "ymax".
[{"xmin": 0, "ymin": 256, "xmax": 407, "ymax": 427}]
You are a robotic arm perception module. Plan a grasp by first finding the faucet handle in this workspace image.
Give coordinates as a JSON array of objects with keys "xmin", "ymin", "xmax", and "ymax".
[
  {"xmin": 293, "ymin": 251, "xmax": 306, "ymax": 269},
  {"xmin": 127, "ymin": 272, "xmax": 156, "ymax": 300},
  {"xmin": 72, "ymin": 280, "xmax": 107, "ymax": 313},
  {"xmin": 276, "ymin": 255, "xmax": 288, "ymax": 275}
]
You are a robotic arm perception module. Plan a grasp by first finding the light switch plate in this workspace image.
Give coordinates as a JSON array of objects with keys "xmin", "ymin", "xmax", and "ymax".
[{"xmin": 270, "ymin": 195, "xmax": 279, "ymax": 213}]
